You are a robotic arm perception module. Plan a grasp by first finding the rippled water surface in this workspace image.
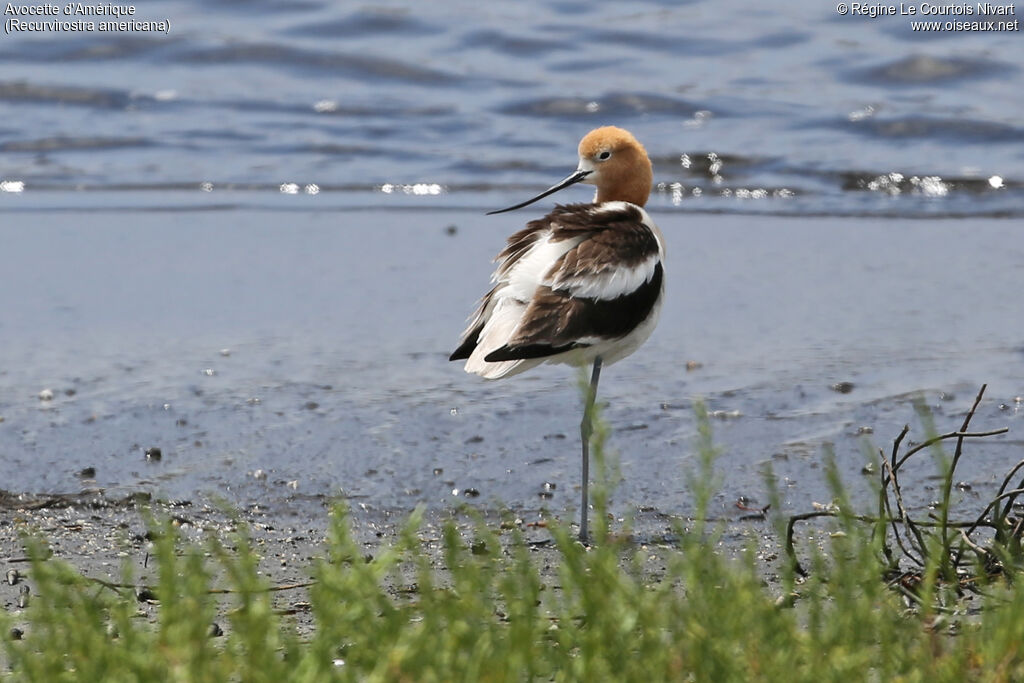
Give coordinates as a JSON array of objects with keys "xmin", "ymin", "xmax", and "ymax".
[
  {"xmin": 3, "ymin": 0, "xmax": 1022, "ymax": 215},
  {"xmin": 1, "ymin": 1, "xmax": 1022, "ymax": 524}
]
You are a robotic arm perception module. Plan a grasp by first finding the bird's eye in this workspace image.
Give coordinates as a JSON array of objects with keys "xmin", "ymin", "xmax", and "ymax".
[{"xmin": 598, "ymin": 150, "xmax": 611, "ymax": 161}]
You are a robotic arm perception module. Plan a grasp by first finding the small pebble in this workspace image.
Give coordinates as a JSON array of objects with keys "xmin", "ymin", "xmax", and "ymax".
[
  {"xmin": 209, "ymin": 622, "xmax": 224, "ymax": 637},
  {"xmin": 444, "ymin": 224, "xmax": 458, "ymax": 236},
  {"xmin": 831, "ymin": 382, "xmax": 855, "ymax": 394},
  {"xmin": 463, "ymin": 488, "xmax": 481, "ymax": 498},
  {"xmin": 38, "ymin": 388, "xmax": 54, "ymax": 401},
  {"xmin": 18, "ymin": 585, "xmax": 30, "ymax": 608},
  {"xmin": 10, "ymin": 628, "xmax": 23, "ymax": 641},
  {"xmin": 145, "ymin": 447, "xmax": 162, "ymax": 461},
  {"xmin": 6, "ymin": 569, "xmax": 20, "ymax": 586},
  {"xmin": 79, "ymin": 466, "xmax": 97, "ymax": 478},
  {"xmin": 775, "ymin": 593, "xmax": 797, "ymax": 609}
]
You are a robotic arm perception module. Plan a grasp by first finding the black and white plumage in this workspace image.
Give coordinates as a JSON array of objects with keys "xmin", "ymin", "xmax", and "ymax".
[
  {"xmin": 450, "ymin": 201, "xmax": 664, "ymax": 378},
  {"xmin": 450, "ymin": 126, "xmax": 664, "ymax": 543}
]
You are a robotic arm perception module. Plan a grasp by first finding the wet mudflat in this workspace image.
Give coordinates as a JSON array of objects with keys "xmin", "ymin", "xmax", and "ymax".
[
  {"xmin": 1, "ymin": 206, "xmax": 1021, "ymax": 588},
  {"xmin": 0, "ymin": 489, "xmax": 783, "ymax": 643}
]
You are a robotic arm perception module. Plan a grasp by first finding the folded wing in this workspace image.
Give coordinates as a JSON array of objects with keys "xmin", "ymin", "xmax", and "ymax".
[{"xmin": 451, "ymin": 202, "xmax": 664, "ymax": 378}]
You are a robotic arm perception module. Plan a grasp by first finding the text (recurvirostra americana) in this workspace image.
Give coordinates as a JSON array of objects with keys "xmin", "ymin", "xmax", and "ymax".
[{"xmin": 4, "ymin": 2, "xmax": 171, "ymax": 33}]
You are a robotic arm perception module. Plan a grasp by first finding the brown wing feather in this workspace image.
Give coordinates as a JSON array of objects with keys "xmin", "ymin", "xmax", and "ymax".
[
  {"xmin": 556, "ymin": 221, "xmax": 660, "ymax": 278},
  {"xmin": 485, "ymin": 262, "xmax": 663, "ymax": 362},
  {"xmin": 454, "ymin": 202, "xmax": 662, "ymax": 363}
]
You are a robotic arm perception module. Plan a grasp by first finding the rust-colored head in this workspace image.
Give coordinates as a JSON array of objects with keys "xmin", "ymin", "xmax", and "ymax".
[
  {"xmin": 576, "ymin": 126, "xmax": 653, "ymax": 206},
  {"xmin": 486, "ymin": 126, "xmax": 653, "ymax": 215}
]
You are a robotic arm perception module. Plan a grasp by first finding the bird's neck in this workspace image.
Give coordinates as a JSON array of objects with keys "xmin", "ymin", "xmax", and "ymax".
[{"xmin": 595, "ymin": 182, "xmax": 650, "ymax": 207}]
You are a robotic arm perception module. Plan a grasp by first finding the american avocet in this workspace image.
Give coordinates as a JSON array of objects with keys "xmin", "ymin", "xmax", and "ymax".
[{"xmin": 450, "ymin": 126, "xmax": 665, "ymax": 543}]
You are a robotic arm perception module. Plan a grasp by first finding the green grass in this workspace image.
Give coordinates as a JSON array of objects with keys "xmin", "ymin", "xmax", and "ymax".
[{"xmin": 4, "ymin": 395, "xmax": 1024, "ymax": 681}]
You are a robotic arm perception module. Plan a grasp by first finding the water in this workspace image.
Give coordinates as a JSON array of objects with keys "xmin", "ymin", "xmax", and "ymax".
[
  {"xmin": 1, "ymin": 1, "xmax": 1022, "ymax": 525},
  {"xmin": 3, "ymin": 1, "xmax": 1022, "ymax": 215}
]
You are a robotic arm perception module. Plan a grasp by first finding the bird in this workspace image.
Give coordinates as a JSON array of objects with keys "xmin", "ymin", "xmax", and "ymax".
[{"xmin": 449, "ymin": 126, "xmax": 665, "ymax": 543}]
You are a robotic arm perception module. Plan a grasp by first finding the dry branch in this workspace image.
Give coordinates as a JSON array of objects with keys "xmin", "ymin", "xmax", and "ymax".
[{"xmin": 786, "ymin": 384, "xmax": 1013, "ymax": 591}]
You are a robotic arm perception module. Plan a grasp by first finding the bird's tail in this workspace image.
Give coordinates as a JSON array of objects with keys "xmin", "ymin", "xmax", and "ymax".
[{"xmin": 461, "ymin": 298, "xmax": 540, "ymax": 379}]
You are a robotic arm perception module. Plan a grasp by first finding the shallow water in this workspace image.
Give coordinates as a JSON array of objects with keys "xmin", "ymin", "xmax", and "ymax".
[
  {"xmin": 2, "ymin": 1, "xmax": 1021, "ymax": 216},
  {"xmin": 1, "ymin": 1, "xmax": 1022, "ymax": 523}
]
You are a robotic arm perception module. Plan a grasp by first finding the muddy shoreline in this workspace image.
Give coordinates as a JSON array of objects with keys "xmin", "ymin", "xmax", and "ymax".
[{"xmin": 0, "ymin": 488, "xmax": 785, "ymax": 639}]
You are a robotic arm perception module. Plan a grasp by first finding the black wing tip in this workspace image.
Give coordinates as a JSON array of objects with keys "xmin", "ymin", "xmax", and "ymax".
[
  {"xmin": 450, "ymin": 323, "xmax": 485, "ymax": 361},
  {"xmin": 449, "ymin": 342, "xmax": 475, "ymax": 362},
  {"xmin": 484, "ymin": 343, "xmax": 582, "ymax": 362}
]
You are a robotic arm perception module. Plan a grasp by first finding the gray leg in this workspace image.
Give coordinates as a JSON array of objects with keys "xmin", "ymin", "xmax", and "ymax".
[{"xmin": 579, "ymin": 356, "xmax": 603, "ymax": 544}]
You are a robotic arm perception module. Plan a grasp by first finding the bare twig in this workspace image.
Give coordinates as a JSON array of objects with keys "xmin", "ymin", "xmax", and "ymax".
[
  {"xmin": 959, "ymin": 528, "xmax": 991, "ymax": 563},
  {"xmin": 881, "ymin": 425, "xmax": 910, "ymax": 513},
  {"xmin": 939, "ymin": 384, "xmax": 988, "ymax": 576},
  {"xmin": 880, "ymin": 457, "xmax": 926, "ymax": 567},
  {"xmin": 785, "ymin": 510, "xmax": 995, "ymax": 576},
  {"xmin": 81, "ymin": 576, "xmax": 318, "ymax": 596},
  {"xmin": 890, "ymin": 428, "xmax": 1008, "ymax": 475},
  {"xmin": 786, "ymin": 510, "xmax": 837, "ymax": 576},
  {"xmin": 874, "ymin": 425, "xmax": 912, "ymax": 568},
  {"xmin": 953, "ymin": 485, "xmax": 1024, "ymax": 568},
  {"xmin": 996, "ymin": 458, "xmax": 1024, "ymax": 525},
  {"xmin": 788, "ymin": 385, "xmax": 1010, "ymax": 587}
]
